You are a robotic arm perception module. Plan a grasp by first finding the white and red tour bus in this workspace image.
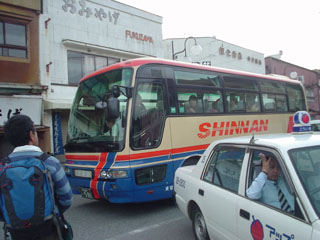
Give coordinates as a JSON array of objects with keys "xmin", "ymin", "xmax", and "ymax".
[{"xmin": 64, "ymin": 58, "xmax": 307, "ymax": 203}]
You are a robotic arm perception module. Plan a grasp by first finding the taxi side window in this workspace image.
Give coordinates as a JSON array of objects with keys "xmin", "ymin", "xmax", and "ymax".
[
  {"xmin": 247, "ymin": 150, "xmax": 304, "ymax": 220},
  {"xmin": 203, "ymin": 147, "xmax": 245, "ymax": 192}
]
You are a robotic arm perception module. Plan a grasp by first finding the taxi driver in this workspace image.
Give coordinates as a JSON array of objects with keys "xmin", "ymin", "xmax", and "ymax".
[{"xmin": 246, "ymin": 153, "xmax": 294, "ymax": 213}]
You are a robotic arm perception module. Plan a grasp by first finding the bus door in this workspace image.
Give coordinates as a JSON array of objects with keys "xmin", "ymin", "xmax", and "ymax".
[{"xmin": 130, "ymin": 80, "xmax": 174, "ymax": 202}]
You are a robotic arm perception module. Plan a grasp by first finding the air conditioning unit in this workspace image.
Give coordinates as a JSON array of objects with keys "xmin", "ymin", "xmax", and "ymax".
[{"xmin": 297, "ymin": 75, "xmax": 304, "ymax": 84}]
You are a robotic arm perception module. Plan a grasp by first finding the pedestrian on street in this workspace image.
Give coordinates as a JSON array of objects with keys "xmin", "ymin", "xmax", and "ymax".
[{"xmin": 1, "ymin": 114, "xmax": 73, "ymax": 240}]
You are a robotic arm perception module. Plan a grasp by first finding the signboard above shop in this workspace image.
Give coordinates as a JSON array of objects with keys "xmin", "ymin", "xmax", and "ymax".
[{"xmin": 0, "ymin": 95, "xmax": 42, "ymax": 126}]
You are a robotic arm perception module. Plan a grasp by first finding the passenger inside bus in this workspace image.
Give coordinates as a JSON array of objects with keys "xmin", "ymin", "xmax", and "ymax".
[
  {"xmin": 229, "ymin": 95, "xmax": 243, "ymax": 112},
  {"xmin": 209, "ymin": 99, "xmax": 220, "ymax": 113},
  {"xmin": 185, "ymin": 95, "xmax": 199, "ymax": 113},
  {"xmin": 276, "ymin": 99, "xmax": 286, "ymax": 112},
  {"xmin": 246, "ymin": 94, "xmax": 260, "ymax": 112}
]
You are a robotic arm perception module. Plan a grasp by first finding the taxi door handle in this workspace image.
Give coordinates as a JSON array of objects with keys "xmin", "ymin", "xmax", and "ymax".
[
  {"xmin": 198, "ymin": 189, "xmax": 204, "ymax": 196},
  {"xmin": 239, "ymin": 209, "xmax": 250, "ymax": 220}
]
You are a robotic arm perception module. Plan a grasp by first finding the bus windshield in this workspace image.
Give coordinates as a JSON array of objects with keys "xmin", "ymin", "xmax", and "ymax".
[{"xmin": 65, "ymin": 68, "xmax": 132, "ymax": 152}]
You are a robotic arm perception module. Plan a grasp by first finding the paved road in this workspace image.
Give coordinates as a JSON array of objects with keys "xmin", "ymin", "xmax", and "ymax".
[{"xmin": 66, "ymin": 195, "xmax": 194, "ymax": 240}]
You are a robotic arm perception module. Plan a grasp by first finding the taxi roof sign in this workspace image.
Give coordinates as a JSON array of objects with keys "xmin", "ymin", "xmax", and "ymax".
[{"xmin": 293, "ymin": 111, "xmax": 312, "ymax": 133}]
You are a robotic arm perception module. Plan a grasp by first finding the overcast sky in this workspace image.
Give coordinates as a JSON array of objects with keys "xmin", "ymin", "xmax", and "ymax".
[{"xmin": 116, "ymin": 0, "xmax": 320, "ymax": 70}]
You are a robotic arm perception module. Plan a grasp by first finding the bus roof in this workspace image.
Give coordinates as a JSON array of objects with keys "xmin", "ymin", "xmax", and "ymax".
[{"xmin": 80, "ymin": 57, "xmax": 300, "ymax": 84}]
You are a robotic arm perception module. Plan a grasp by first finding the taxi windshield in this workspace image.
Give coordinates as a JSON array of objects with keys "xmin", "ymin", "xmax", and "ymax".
[
  {"xmin": 65, "ymin": 68, "xmax": 132, "ymax": 152},
  {"xmin": 289, "ymin": 145, "xmax": 320, "ymax": 216}
]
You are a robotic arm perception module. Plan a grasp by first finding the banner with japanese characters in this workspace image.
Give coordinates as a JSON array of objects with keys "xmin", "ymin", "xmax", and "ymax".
[
  {"xmin": 0, "ymin": 96, "xmax": 42, "ymax": 126},
  {"xmin": 52, "ymin": 112, "xmax": 65, "ymax": 155}
]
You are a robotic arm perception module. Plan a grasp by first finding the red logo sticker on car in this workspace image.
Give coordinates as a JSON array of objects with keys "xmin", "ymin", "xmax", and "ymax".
[{"xmin": 250, "ymin": 216, "xmax": 264, "ymax": 240}]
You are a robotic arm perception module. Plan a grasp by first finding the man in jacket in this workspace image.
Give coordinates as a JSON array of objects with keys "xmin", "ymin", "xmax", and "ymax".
[{"xmin": 2, "ymin": 114, "xmax": 73, "ymax": 240}]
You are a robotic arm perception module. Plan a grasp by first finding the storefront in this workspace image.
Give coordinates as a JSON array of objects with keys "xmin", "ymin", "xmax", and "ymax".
[
  {"xmin": 0, "ymin": 0, "xmax": 51, "ymax": 158},
  {"xmin": 39, "ymin": 0, "xmax": 163, "ymax": 157},
  {"xmin": 0, "ymin": 88, "xmax": 51, "ymax": 158}
]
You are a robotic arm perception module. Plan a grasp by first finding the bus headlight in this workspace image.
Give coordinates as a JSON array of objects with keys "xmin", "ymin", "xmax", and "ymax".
[{"xmin": 100, "ymin": 170, "xmax": 128, "ymax": 179}]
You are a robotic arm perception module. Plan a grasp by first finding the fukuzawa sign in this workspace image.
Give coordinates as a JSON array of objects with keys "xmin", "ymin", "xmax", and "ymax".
[{"xmin": 125, "ymin": 30, "xmax": 154, "ymax": 44}]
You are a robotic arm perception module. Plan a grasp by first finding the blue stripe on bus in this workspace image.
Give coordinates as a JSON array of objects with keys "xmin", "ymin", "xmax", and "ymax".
[
  {"xmin": 172, "ymin": 150, "xmax": 205, "ymax": 159},
  {"xmin": 105, "ymin": 152, "xmax": 116, "ymax": 169},
  {"xmin": 68, "ymin": 149, "xmax": 205, "ymax": 169},
  {"xmin": 67, "ymin": 161, "xmax": 98, "ymax": 166}
]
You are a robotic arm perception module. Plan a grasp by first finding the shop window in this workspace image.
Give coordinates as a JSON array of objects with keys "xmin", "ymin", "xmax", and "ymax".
[
  {"xmin": 306, "ymin": 88, "xmax": 314, "ymax": 103},
  {"xmin": 67, "ymin": 51, "xmax": 120, "ymax": 85},
  {"xmin": 135, "ymin": 165, "xmax": 167, "ymax": 185},
  {"xmin": 0, "ymin": 21, "xmax": 27, "ymax": 58}
]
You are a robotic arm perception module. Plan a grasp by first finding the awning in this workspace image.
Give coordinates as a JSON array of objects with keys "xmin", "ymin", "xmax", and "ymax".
[{"xmin": 44, "ymin": 99, "xmax": 72, "ymax": 110}]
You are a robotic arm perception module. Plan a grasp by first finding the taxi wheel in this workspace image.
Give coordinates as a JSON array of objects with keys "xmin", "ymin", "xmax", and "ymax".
[{"xmin": 192, "ymin": 207, "xmax": 210, "ymax": 240}]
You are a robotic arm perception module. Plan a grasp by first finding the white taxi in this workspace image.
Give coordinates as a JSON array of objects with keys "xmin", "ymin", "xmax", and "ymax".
[{"xmin": 174, "ymin": 112, "xmax": 320, "ymax": 240}]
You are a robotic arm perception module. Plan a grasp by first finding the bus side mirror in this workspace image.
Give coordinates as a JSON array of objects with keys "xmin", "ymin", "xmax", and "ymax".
[
  {"xmin": 112, "ymin": 86, "xmax": 121, "ymax": 98},
  {"xmin": 107, "ymin": 96, "xmax": 120, "ymax": 119},
  {"xmin": 126, "ymin": 88, "xmax": 132, "ymax": 98}
]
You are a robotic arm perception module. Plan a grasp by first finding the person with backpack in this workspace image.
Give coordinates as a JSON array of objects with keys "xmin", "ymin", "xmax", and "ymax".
[{"xmin": 0, "ymin": 114, "xmax": 73, "ymax": 240}]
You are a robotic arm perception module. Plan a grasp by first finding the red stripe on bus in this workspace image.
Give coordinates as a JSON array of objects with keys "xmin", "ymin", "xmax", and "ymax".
[
  {"xmin": 115, "ymin": 145, "xmax": 209, "ymax": 162},
  {"xmin": 65, "ymin": 154, "xmax": 99, "ymax": 161},
  {"xmin": 66, "ymin": 144, "xmax": 209, "ymax": 163},
  {"xmin": 90, "ymin": 152, "xmax": 108, "ymax": 199},
  {"xmin": 287, "ymin": 116, "xmax": 294, "ymax": 133},
  {"xmin": 126, "ymin": 149, "xmax": 171, "ymax": 161},
  {"xmin": 172, "ymin": 144, "xmax": 209, "ymax": 154},
  {"xmin": 115, "ymin": 155, "xmax": 130, "ymax": 161}
]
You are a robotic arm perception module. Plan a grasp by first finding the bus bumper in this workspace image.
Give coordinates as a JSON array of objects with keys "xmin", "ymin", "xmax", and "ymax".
[{"xmin": 67, "ymin": 176, "xmax": 173, "ymax": 203}]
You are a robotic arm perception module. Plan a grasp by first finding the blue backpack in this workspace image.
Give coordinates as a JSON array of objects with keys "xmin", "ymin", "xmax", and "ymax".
[{"xmin": 0, "ymin": 152, "xmax": 55, "ymax": 229}]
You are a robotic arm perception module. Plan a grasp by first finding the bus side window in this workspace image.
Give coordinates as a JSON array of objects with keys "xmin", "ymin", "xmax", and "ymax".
[
  {"xmin": 132, "ymin": 83, "xmax": 165, "ymax": 149},
  {"xmin": 262, "ymin": 93, "xmax": 276, "ymax": 112},
  {"xmin": 276, "ymin": 95, "xmax": 288, "ymax": 112},
  {"xmin": 287, "ymin": 84, "xmax": 306, "ymax": 111},
  {"xmin": 226, "ymin": 92, "xmax": 245, "ymax": 112}
]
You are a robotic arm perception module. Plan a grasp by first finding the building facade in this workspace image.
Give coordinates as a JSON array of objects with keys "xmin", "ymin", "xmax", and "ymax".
[
  {"xmin": 163, "ymin": 37, "xmax": 265, "ymax": 74},
  {"xmin": 0, "ymin": 0, "xmax": 163, "ymax": 159},
  {"xmin": 0, "ymin": 0, "xmax": 51, "ymax": 158},
  {"xmin": 40, "ymin": 0, "xmax": 163, "ymax": 157},
  {"xmin": 265, "ymin": 56, "xmax": 320, "ymax": 119}
]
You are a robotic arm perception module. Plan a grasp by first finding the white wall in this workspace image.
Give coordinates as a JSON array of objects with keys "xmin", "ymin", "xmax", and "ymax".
[
  {"xmin": 40, "ymin": 0, "xmax": 163, "ymax": 99},
  {"xmin": 164, "ymin": 37, "xmax": 265, "ymax": 74},
  {"xmin": 39, "ymin": 0, "xmax": 163, "ymax": 151}
]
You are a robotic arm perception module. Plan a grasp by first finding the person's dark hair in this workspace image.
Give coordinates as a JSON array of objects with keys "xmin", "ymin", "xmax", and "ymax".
[
  {"xmin": 189, "ymin": 95, "xmax": 197, "ymax": 101},
  {"xmin": 4, "ymin": 114, "xmax": 35, "ymax": 147}
]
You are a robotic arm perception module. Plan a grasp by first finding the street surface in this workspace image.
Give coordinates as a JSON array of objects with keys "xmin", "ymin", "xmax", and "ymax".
[{"xmin": 1, "ymin": 195, "xmax": 194, "ymax": 240}]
